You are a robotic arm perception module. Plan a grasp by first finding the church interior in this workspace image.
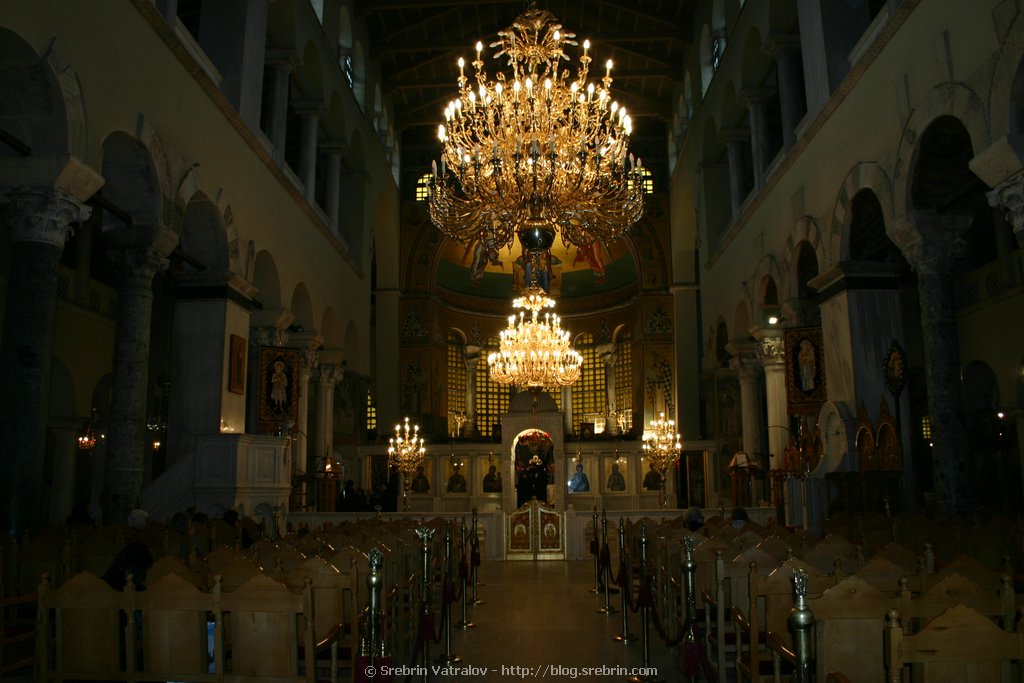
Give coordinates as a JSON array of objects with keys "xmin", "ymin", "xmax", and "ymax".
[{"xmin": 2, "ymin": 0, "xmax": 1024, "ymax": 681}]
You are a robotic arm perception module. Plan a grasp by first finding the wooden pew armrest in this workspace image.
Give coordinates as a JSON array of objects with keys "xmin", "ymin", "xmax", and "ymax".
[{"xmin": 767, "ymin": 630, "xmax": 796, "ymax": 664}]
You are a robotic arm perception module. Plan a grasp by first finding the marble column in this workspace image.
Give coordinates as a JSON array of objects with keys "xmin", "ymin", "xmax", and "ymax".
[
  {"xmin": 730, "ymin": 347, "xmax": 764, "ymax": 457},
  {"xmin": 739, "ymin": 89, "xmax": 773, "ymax": 189},
  {"xmin": 901, "ymin": 213, "xmax": 972, "ymax": 518},
  {"xmin": 103, "ymin": 224, "xmax": 179, "ymax": 525},
  {"xmin": 756, "ymin": 333, "xmax": 789, "ymax": 470},
  {"xmin": 293, "ymin": 100, "xmax": 323, "ymax": 202},
  {"xmin": 598, "ymin": 343, "xmax": 618, "ymax": 435},
  {"xmin": 720, "ymin": 127, "xmax": 751, "ymax": 218},
  {"xmin": 562, "ymin": 385, "xmax": 574, "ymax": 436},
  {"xmin": 316, "ymin": 363, "xmax": 344, "ymax": 461},
  {"xmin": 764, "ymin": 33, "xmax": 805, "ymax": 150},
  {"xmin": 0, "ymin": 187, "xmax": 88, "ymax": 536},
  {"xmin": 296, "ymin": 341, "xmax": 321, "ymax": 477},
  {"xmin": 464, "ymin": 346, "xmax": 481, "ymax": 437},
  {"xmin": 264, "ymin": 50, "xmax": 292, "ymax": 166},
  {"xmin": 322, "ymin": 143, "xmax": 347, "ymax": 235}
]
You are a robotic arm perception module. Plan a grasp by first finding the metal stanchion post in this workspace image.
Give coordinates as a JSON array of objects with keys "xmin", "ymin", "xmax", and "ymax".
[
  {"xmin": 789, "ymin": 569, "xmax": 813, "ymax": 683},
  {"xmin": 627, "ymin": 523, "xmax": 664, "ymax": 683},
  {"xmin": 614, "ymin": 519, "xmax": 635, "ymax": 643},
  {"xmin": 414, "ymin": 526, "xmax": 434, "ymax": 683},
  {"xmin": 681, "ymin": 537, "xmax": 699, "ymax": 682},
  {"xmin": 471, "ymin": 508, "xmax": 485, "ymax": 604},
  {"xmin": 590, "ymin": 508, "xmax": 600, "ymax": 593},
  {"xmin": 437, "ymin": 521, "xmax": 461, "ymax": 664},
  {"xmin": 362, "ymin": 547, "xmax": 387, "ymax": 672},
  {"xmin": 598, "ymin": 512, "xmax": 617, "ymax": 614},
  {"xmin": 456, "ymin": 517, "xmax": 475, "ymax": 629}
]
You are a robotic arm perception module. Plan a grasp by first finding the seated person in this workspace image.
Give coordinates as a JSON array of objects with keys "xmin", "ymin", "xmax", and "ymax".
[
  {"xmin": 446, "ymin": 464, "xmax": 467, "ymax": 493},
  {"xmin": 482, "ymin": 465, "xmax": 502, "ymax": 492},
  {"xmin": 568, "ymin": 463, "xmax": 590, "ymax": 492},
  {"xmin": 410, "ymin": 465, "xmax": 430, "ymax": 493},
  {"xmin": 642, "ymin": 463, "xmax": 663, "ymax": 491},
  {"xmin": 606, "ymin": 463, "xmax": 626, "ymax": 491},
  {"xmin": 731, "ymin": 506, "xmax": 749, "ymax": 529}
]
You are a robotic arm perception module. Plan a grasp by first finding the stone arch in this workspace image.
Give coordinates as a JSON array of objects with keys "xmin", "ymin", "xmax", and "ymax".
[
  {"xmin": 0, "ymin": 28, "xmax": 71, "ymax": 159},
  {"xmin": 352, "ymin": 40, "xmax": 366, "ymax": 106},
  {"xmin": 739, "ymin": 26, "xmax": 771, "ymax": 88},
  {"xmin": 340, "ymin": 129, "xmax": 369, "ymax": 258},
  {"xmin": 295, "ymin": 40, "xmax": 324, "ymax": 102},
  {"xmin": 892, "ymin": 83, "xmax": 988, "ymax": 228},
  {"xmin": 322, "ymin": 90, "xmax": 348, "ymax": 142},
  {"xmin": 100, "ymin": 131, "xmax": 163, "ymax": 229},
  {"xmin": 253, "ymin": 250, "xmax": 282, "ymax": 309},
  {"xmin": 732, "ymin": 299, "xmax": 752, "ymax": 342},
  {"xmin": 767, "ymin": 0, "xmax": 800, "ymax": 33},
  {"xmin": 747, "ymin": 255, "xmax": 783, "ymax": 324},
  {"xmin": 714, "ymin": 317, "xmax": 730, "ymax": 368},
  {"xmin": 289, "ymin": 282, "xmax": 315, "ymax": 333},
  {"xmin": 180, "ymin": 192, "xmax": 230, "ymax": 272},
  {"xmin": 782, "ymin": 216, "xmax": 823, "ymax": 300},
  {"xmin": 829, "ymin": 162, "xmax": 895, "ymax": 264},
  {"xmin": 962, "ymin": 360, "xmax": 999, "ymax": 412},
  {"xmin": 985, "ymin": 10, "xmax": 1024, "ymax": 137}
]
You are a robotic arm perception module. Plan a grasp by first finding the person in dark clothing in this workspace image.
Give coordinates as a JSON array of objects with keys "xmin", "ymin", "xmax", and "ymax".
[{"xmin": 102, "ymin": 541, "xmax": 154, "ymax": 591}]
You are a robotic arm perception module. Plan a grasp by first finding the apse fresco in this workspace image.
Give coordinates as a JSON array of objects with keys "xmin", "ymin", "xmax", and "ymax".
[{"xmin": 434, "ymin": 237, "xmax": 638, "ymax": 299}]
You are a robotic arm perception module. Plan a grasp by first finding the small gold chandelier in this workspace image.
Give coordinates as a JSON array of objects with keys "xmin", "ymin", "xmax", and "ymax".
[
  {"xmin": 487, "ymin": 285, "xmax": 582, "ymax": 388},
  {"xmin": 643, "ymin": 412, "xmax": 682, "ymax": 507},
  {"xmin": 429, "ymin": 7, "xmax": 645, "ymax": 251},
  {"xmin": 388, "ymin": 417, "xmax": 426, "ymax": 511}
]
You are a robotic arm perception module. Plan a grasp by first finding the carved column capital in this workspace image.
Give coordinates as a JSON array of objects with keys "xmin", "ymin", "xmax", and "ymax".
[
  {"xmin": 318, "ymin": 363, "xmax": 344, "ymax": 386},
  {"xmin": 986, "ymin": 173, "xmax": 1024, "ymax": 250},
  {"xmin": 3, "ymin": 186, "xmax": 90, "ymax": 248},
  {"xmin": 106, "ymin": 223, "xmax": 179, "ymax": 288},
  {"xmin": 757, "ymin": 335, "xmax": 786, "ymax": 367},
  {"xmin": 897, "ymin": 211, "xmax": 972, "ymax": 277}
]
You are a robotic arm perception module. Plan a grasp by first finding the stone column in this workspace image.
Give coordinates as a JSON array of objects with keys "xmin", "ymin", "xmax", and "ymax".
[
  {"xmin": 0, "ymin": 187, "xmax": 88, "ymax": 536},
  {"xmin": 374, "ymin": 289, "xmax": 401, "ymax": 427},
  {"xmin": 562, "ymin": 385, "xmax": 574, "ymax": 436},
  {"xmin": 764, "ymin": 34, "xmax": 805, "ymax": 150},
  {"xmin": 598, "ymin": 343, "xmax": 618, "ymax": 435},
  {"xmin": 900, "ymin": 213, "xmax": 973, "ymax": 518},
  {"xmin": 316, "ymin": 363, "xmax": 344, "ymax": 461},
  {"xmin": 293, "ymin": 100, "xmax": 323, "ymax": 202},
  {"xmin": 264, "ymin": 50, "xmax": 292, "ymax": 165},
  {"xmin": 756, "ymin": 333, "xmax": 789, "ymax": 470},
  {"xmin": 729, "ymin": 346, "xmax": 764, "ymax": 457},
  {"xmin": 739, "ymin": 89, "xmax": 773, "ymax": 189},
  {"xmin": 103, "ymin": 225, "xmax": 179, "ymax": 525},
  {"xmin": 720, "ymin": 127, "xmax": 751, "ymax": 218},
  {"xmin": 464, "ymin": 346, "xmax": 481, "ymax": 437},
  {"xmin": 296, "ymin": 341, "xmax": 321, "ymax": 477},
  {"xmin": 322, "ymin": 143, "xmax": 347, "ymax": 235}
]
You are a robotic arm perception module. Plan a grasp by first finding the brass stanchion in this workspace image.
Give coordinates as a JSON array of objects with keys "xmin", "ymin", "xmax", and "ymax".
[
  {"xmin": 613, "ymin": 519, "xmax": 635, "ymax": 643},
  {"xmin": 590, "ymin": 508, "xmax": 600, "ymax": 593},
  {"xmin": 361, "ymin": 548, "xmax": 387, "ymax": 673},
  {"xmin": 415, "ymin": 526, "xmax": 434, "ymax": 683},
  {"xmin": 598, "ymin": 512, "xmax": 617, "ymax": 614},
  {"xmin": 471, "ymin": 508, "xmax": 485, "ymax": 604},
  {"xmin": 456, "ymin": 517, "xmax": 475, "ymax": 629},
  {"xmin": 437, "ymin": 521, "xmax": 462, "ymax": 663},
  {"xmin": 627, "ymin": 523, "xmax": 664, "ymax": 683},
  {"xmin": 789, "ymin": 569, "xmax": 813, "ymax": 683},
  {"xmin": 681, "ymin": 536, "xmax": 700, "ymax": 682}
]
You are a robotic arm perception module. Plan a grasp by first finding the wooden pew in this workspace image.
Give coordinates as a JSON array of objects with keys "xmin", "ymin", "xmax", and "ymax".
[{"xmin": 884, "ymin": 604, "xmax": 1023, "ymax": 682}]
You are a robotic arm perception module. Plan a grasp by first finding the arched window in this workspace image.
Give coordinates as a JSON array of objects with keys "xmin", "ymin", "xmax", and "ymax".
[
  {"xmin": 614, "ymin": 331, "xmax": 633, "ymax": 433},
  {"xmin": 366, "ymin": 390, "xmax": 377, "ymax": 433},
  {"xmin": 639, "ymin": 167, "xmax": 654, "ymax": 194},
  {"xmin": 474, "ymin": 337, "xmax": 511, "ymax": 438},
  {"xmin": 572, "ymin": 334, "xmax": 604, "ymax": 434},
  {"xmin": 447, "ymin": 335, "xmax": 467, "ymax": 433},
  {"xmin": 415, "ymin": 172, "xmax": 433, "ymax": 201},
  {"xmin": 711, "ymin": 33, "xmax": 725, "ymax": 72}
]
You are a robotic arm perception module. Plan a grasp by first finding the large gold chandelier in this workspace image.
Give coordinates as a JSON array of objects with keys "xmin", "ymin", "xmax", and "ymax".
[
  {"xmin": 388, "ymin": 417, "xmax": 426, "ymax": 511},
  {"xmin": 487, "ymin": 285, "xmax": 582, "ymax": 388},
  {"xmin": 643, "ymin": 412, "xmax": 682, "ymax": 507},
  {"xmin": 428, "ymin": 7, "xmax": 645, "ymax": 251}
]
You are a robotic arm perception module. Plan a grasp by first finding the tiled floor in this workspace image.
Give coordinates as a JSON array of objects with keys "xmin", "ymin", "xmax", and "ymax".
[{"xmin": 418, "ymin": 560, "xmax": 685, "ymax": 682}]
